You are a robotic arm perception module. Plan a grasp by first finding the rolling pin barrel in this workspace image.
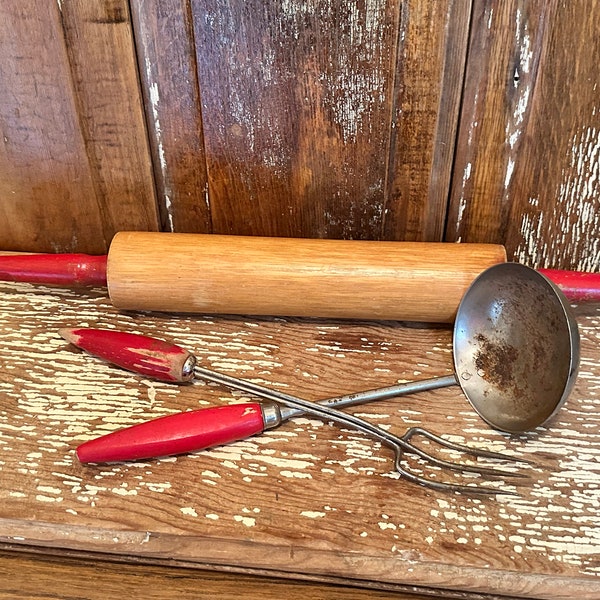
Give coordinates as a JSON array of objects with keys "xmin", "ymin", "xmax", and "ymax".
[{"xmin": 106, "ymin": 232, "xmax": 507, "ymax": 323}]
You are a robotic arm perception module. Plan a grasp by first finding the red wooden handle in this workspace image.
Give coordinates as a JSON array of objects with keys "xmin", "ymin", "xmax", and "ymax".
[
  {"xmin": 60, "ymin": 328, "xmax": 195, "ymax": 382},
  {"xmin": 76, "ymin": 403, "xmax": 266, "ymax": 463},
  {"xmin": 0, "ymin": 253, "xmax": 107, "ymax": 286},
  {"xmin": 540, "ymin": 269, "xmax": 600, "ymax": 303}
]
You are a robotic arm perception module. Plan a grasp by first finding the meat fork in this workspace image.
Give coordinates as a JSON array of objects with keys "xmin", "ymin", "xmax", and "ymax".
[{"xmin": 63, "ymin": 328, "xmax": 528, "ymax": 495}]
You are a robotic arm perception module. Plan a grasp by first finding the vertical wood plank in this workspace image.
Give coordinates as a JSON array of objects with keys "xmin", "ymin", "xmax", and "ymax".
[
  {"xmin": 447, "ymin": 0, "xmax": 600, "ymax": 271},
  {"xmin": 506, "ymin": 1, "xmax": 600, "ymax": 271},
  {"xmin": 56, "ymin": 0, "xmax": 160, "ymax": 242},
  {"xmin": 0, "ymin": 2, "xmax": 105, "ymax": 253},
  {"xmin": 130, "ymin": 0, "xmax": 211, "ymax": 233},
  {"xmin": 383, "ymin": 0, "xmax": 471, "ymax": 241},
  {"xmin": 0, "ymin": 1, "xmax": 158, "ymax": 254},
  {"xmin": 191, "ymin": 0, "xmax": 400, "ymax": 239}
]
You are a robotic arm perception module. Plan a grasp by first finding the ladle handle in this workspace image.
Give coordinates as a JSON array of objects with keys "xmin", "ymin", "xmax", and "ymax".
[{"xmin": 277, "ymin": 374, "xmax": 458, "ymax": 420}]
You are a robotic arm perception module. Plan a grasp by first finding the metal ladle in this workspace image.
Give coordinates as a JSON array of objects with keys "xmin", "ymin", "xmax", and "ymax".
[
  {"xmin": 451, "ymin": 262, "xmax": 580, "ymax": 432},
  {"xmin": 318, "ymin": 262, "xmax": 579, "ymax": 433}
]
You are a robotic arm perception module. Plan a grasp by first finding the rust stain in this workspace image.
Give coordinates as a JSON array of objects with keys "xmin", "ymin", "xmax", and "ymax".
[{"xmin": 473, "ymin": 333, "xmax": 519, "ymax": 392}]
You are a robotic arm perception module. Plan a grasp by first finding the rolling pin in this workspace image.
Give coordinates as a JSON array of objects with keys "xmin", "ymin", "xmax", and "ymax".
[{"xmin": 0, "ymin": 232, "xmax": 597, "ymax": 322}]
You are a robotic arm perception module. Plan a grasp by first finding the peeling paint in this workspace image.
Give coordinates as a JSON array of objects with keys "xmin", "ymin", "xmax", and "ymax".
[
  {"xmin": 143, "ymin": 55, "xmax": 174, "ymax": 232},
  {"xmin": 515, "ymin": 123, "xmax": 600, "ymax": 269},
  {"xmin": 1, "ymin": 282, "xmax": 599, "ymax": 588}
]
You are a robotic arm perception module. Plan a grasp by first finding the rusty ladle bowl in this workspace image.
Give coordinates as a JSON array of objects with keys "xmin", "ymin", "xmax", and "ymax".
[{"xmin": 452, "ymin": 262, "xmax": 580, "ymax": 433}]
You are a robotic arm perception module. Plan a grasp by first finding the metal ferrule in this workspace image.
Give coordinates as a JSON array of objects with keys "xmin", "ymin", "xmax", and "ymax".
[
  {"xmin": 182, "ymin": 355, "xmax": 197, "ymax": 381},
  {"xmin": 260, "ymin": 402, "xmax": 282, "ymax": 430}
]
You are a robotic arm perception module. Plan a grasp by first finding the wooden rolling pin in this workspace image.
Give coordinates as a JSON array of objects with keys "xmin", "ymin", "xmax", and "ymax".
[
  {"xmin": 1, "ymin": 232, "xmax": 597, "ymax": 322},
  {"xmin": 106, "ymin": 232, "xmax": 506, "ymax": 323}
]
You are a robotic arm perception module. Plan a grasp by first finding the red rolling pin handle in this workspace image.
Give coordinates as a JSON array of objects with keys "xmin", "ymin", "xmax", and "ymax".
[
  {"xmin": 539, "ymin": 269, "xmax": 600, "ymax": 303},
  {"xmin": 76, "ymin": 403, "xmax": 266, "ymax": 463},
  {"xmin": 0, "ymin": 253, "xmax": 107, "ymax": 286}
]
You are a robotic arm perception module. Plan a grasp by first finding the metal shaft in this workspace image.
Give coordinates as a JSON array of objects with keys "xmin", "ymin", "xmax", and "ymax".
[
  {"xmin": 193, "ymin": 364, "xmax": 458, "ymax": 448},
  {"xmin": 276, "ymin": 374, "xmax": 458, "ymax": 421}
]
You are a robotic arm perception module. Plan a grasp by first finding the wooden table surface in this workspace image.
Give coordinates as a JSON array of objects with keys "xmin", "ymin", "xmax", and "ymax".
[{"xmin": 0, "ymin": 281, "xmax": 599, "ymax": 599}]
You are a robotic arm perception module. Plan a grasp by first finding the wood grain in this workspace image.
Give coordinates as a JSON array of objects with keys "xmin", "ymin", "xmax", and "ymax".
[
  {"xmin": 0, "ymin": 1, "xmax": 158, "ymax": 254},
  {"xmin": 105, "ymin": 232, "xmax": 506, "ymax": 322},
  {"xmin": 176, "ymin": 0, "xmax": 467, "ymax": 240},
  {"xmin": 0, "ymin": 282, "xmax": 599, "ymax": 598},
  {"xmin": 383, "ymin": 0, "xmax": 471, "ymax": 241},
  {"xmin": 0, "ymin": 550, "xmax": 471, "ymax": 600},
  {"xmin": 130, "ymin": 0, "xmax": 211, "ymax": 234},
  {"xmin": 188, "ymin": 0, "xmax": 395, "ymax": 238},
  {"xmin": 447, "ymin": 0, "xmax": 600, "ymax": 271},
  {"xmin": 1, "ymin": 1, "xmax": 597, "ymax": 264}
]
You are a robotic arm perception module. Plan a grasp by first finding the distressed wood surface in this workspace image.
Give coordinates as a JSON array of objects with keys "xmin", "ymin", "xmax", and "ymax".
[
  {"xmin": 2, "ymin": 0, "xmax": 598, "ymax": 269},
  {"xmin": 447, "ymin": 0, "xmax": 600, "ymax": 272},
  {"xmin": 0, "ymin": 282, "xmax": 599, "ymax": 598},
  {"xmin": 0, "ymin": 1, "xmax": 159, "ymax": 254},
  {"xmin": 192, "ymin": 0, "xmax": 398, "ymax": 238},
  {"xmin": 127, "ymin": 0, "xmax": 467, "ymax": 240},
  {"xmin": 130, "ymin": 0, "xmax": 211, "ymax": 234},
  {"xmin": 383, "ymin": 0, "xmax": 470, "ymax": 241}
]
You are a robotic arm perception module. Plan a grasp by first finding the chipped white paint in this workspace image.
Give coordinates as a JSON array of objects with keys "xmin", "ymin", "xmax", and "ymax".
[
  {"xmin": 300, "ymin": 510, "xmax": 326, "ymax": 518},
  {"xmin": 515, "ymin": 122, "xmax": 600, "ymax": 269},
  {"xmin": 0, "ymin": 282, "xmax": 599, "ymax": 596},
  {"xmin": 503, "ymin": 9, "xmax": 533, "ymax": 190},
  {"xmin": 234, "ymin": 514, "xmax": 256, "ymax": 527},
  {"xmin": 202, "ymin": 0, "xmax": 391, "ymax": 188},
  {"xmin": 143, "ymin": 55, "xmax": 174, "ymax": 232}
]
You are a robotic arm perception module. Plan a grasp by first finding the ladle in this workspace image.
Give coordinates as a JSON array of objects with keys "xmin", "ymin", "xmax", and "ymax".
[{"xmin": 453, "ymin": 262, "xmax": 579, "ymax": 432}]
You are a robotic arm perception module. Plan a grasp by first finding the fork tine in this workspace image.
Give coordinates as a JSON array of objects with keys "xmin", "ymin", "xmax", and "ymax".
[
  {"xmin": 399, "ymin": 443, "xmax": 528, "ymax": 480},
  {"xmin": 404, "ymin": 427, "xmax": 535, "ymax": 464},
  {"xmin": 399, "ymin": 427, "xmax": 533, "ymax": 478},
  {"xmin": 393, "ymin": 428, "xmax": 527, "ymax": 494},
  {"xmin": 395, "ymin": 462, "xmax": 519, "ymax": 496},
  {"xmin": 393, "ymin": 448, "xmax": 522, "ymax": 496}
]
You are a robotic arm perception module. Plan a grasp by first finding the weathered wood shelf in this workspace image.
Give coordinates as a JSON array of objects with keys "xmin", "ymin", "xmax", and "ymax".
[{"xmin": 0, "ymin": 282, "xmax": 599, "ymax": 599}]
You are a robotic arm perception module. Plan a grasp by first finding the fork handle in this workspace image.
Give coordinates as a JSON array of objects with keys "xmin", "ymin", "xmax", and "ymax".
[{"xmin": 76, "ymin": 403, "xmax": 270, "ymax": 463}]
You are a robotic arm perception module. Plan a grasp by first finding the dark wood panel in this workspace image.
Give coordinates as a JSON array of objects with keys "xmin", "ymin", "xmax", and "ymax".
[
  {"xmin": 447, "ymin": 0, "xmax": 600, "ymax": 271},
  {"xmin": 0, "ymin": 2, "xmax": 105, "ymax": 253},
  {"xmin": 130, "ymin": 0, "xmax": 211, "ymax": 233},
  {"xmin": 0, "ymin": 0, "xmax": 158, "ymax": 254},
  {"xmin": 167, "ymin": 0, "xmax": 465, "ymax": 240},
  {"xmin": 189, "ymin": 0, "xmax": 399, "ymax": 238},
  {"xmin": 383, "ymin": 0, "xmax": 471, "ymax": 241},
  {"xmin": 0, "ymin": 550, "xmax": 447, "ymax": 600}
]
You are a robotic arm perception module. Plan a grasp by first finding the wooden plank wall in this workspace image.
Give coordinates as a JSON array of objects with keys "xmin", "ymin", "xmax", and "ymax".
[
  {"xmin": 447, "ymin": 0, "xmax": 600, "ymax": 271},
  {"xmin": 0, "ymin": 0, "xmax": 598, "ymax": 270},
  {"xmin": 0, "ymin": 1, "xmax": 158, "ymax": 253},
  {"xmin": 131, "ymin": 0, "xmax": 468, "ymax": 240}
]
